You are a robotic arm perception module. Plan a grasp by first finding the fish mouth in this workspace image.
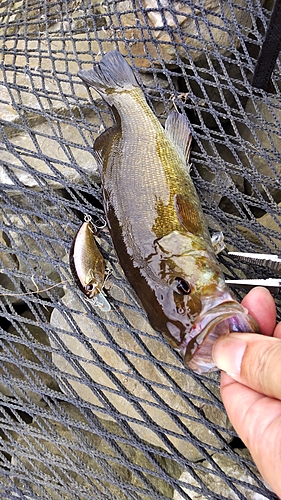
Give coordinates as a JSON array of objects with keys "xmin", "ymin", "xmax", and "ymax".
[{"xmin": 180, "ymin": 301, "xmax": 259, "ymax": 374}]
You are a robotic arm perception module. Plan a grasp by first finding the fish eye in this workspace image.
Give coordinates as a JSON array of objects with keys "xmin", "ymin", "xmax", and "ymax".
[
  {"xmin": 175, "ymin": 277, "xmax": 191, "ymax": 295},
  {"xmin": 86, "ymin": 284, "xmax": 94, "ymax": 292},
  {"xmin": 177, "ymin": 305, "xmax": 185, "ymax": 315}
]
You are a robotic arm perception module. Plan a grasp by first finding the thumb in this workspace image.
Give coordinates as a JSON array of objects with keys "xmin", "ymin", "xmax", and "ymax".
[{"xmin": 212, "ymin": 332, "xmax": 281, "ymax": 399}]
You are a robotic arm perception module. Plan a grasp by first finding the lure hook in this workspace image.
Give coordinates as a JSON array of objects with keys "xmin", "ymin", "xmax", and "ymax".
[{"xmin": 84, "ymin": 213, "xmax": 107, "ymax": 232}]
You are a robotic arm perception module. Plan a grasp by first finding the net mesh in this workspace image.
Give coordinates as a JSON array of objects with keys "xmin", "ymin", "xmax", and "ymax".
[{"xmin": 0, "ymin": 0, "xmax": 280, "ymax": 498}]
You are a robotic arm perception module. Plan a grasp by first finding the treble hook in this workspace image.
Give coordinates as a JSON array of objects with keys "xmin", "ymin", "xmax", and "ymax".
[{"xmin": 84, "ymin": 213, "xmax": 107, "ymax": 232}]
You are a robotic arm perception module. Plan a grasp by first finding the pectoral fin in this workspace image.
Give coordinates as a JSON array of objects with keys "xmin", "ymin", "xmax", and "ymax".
[
  {"xmin": 175, "ymin": 193, "xmax": 204, "ymax": 236},
  {"xmin": 211, "ymin": 232, "xmax": 226, "ymax": 254}
]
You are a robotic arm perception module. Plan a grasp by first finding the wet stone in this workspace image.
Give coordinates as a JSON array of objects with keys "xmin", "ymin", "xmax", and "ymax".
[
  {"xmin": 120, "ymin": 0, "xmax": 260, "ymax": 68},
  {"xmin": 173, "ymin": 451, "xmax": 269, "ymax": 500},
  {"xmin": 10, "ymin": 401, "xmax": 182, "ymax": 499},
  {"xmin": 0, "ymin": 309, "xmax": 60, "ymax": 405},
  {"xmin": 256, "ymin": 203, "xmax": 281, "ymax": 252},
  {"xmin": 0, "ymin": 211, "xmax": 68, "ymax": 298},
  {"xmin": 194, "ymin": 138, "xmax": 246, "ymax": 208},
  {"xmin": 0, "ymin": 31, "xmax": 179, "ymax": 191},
  {"xmin": 237, "ymin": 97, "xmax": 281, "ymax": 204},
  {"xmin": 0, "ymin": 230, "xmax": 23, "ymax": 305}
]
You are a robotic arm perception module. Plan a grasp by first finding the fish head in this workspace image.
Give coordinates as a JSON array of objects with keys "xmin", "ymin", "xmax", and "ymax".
[
  {"xmin": 83, "ymin": 268, "xmax": 105, "ymax": 299},
  {"xmin": 152, "ymin": 231, "xmax": 259, "ymax": 373},
  {"xmin": 180, "ymin": 291, "xmax": 259, "ymax": 374}
]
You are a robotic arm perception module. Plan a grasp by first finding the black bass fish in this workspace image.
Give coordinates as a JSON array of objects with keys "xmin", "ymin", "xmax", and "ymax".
[
  {"xmin": 78, "ymin": 51, "xmax": 258, "ymax": 373},
  {"xmin": 69, "ymin": 219, "xmax": 110, "ymax": 312}
]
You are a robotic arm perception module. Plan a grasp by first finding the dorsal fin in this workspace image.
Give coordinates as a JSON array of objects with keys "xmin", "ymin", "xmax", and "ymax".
[{"xmin": 165, "ymin": 111, "xmax": 192, "ymax": 166}]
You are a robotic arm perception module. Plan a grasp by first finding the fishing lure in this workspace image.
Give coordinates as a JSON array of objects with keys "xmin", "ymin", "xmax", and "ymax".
[{"xmin": 69, "ymin": 215, "xmax": 111, "ymax": 312}]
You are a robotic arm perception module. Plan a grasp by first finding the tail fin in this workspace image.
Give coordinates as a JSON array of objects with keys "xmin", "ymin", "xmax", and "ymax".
[{"xmin": 78, "ymin": 51, "xmax": 138, "ymax": 95}]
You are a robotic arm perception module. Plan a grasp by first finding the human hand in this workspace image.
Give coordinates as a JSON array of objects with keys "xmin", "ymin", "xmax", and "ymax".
[{"xmin": 212, "ymin": 286, "xmax": 281, "ymax": 498}]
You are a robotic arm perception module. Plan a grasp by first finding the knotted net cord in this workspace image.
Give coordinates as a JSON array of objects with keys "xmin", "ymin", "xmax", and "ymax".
[{"xmin": 0, "ymin": 0, "xmax": 280, "ymax": 498}]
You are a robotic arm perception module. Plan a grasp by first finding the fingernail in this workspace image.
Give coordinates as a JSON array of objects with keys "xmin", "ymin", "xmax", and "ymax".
[{"xmin": 212, "ymin": 336, "xmax": 247, "ymax": 376}]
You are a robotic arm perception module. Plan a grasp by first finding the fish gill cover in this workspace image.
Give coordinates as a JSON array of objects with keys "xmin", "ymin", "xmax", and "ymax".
[{"xmin": 0, "ymin": 0, "xmax": 280, "ymax": 499}]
